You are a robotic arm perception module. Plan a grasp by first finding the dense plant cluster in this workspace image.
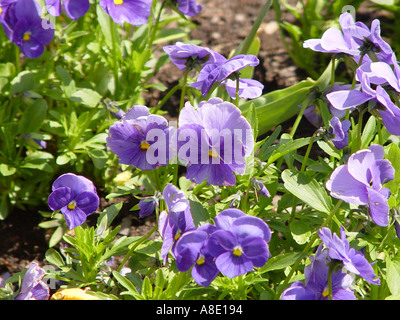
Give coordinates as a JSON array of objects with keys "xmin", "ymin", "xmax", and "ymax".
[{"xmin": 2, "ymin": 0, "xmax": 400, "ymax": 301}]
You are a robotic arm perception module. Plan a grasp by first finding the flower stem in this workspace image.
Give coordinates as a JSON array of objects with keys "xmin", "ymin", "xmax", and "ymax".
[{"xmin": 179, "ymin": 67, "xmax": 189, "ymax": 113}]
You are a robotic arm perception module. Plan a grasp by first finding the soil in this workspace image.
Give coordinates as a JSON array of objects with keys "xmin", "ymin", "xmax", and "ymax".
[{"xmin": 0, "ymin": 1, "xmax": 383, "ymax": 278}]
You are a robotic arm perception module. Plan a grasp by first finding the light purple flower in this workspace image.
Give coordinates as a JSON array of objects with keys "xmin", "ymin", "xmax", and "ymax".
[
  {"xmin": 326, "ymin": 144, "xmax": 394, "ymax": 227},
  {"xmin": 138, "ymin": 191, "xmax": 161, "ymax": 218},
  {"xmin": 99, "ymin": 0, "xmax": 151, "ymax": 26},
  {"xmin": 45, "ymin": 0, "xmax": 90, "ymax": 20},
  {"xmin": 14, "ymin": 262, "xmax": 50, "ymax": 300},
  {"xmin": 252, "ymin": 178, "xmax": 270, "ymax": 198},
  {"xmin": 158, "ymin": 184, "xmax": 195, "ymax": 264},
  {"xmin": 175, "ymin": 98, "xmax": 254, "ymax": 186},
  {"xmin": 106, "ymin": 105, "xmax": 170, "ymax": 171},
  {"xmin": 175, "ymin": 0, "xmax": 202, "ymax": 17},
  {"xmin": 190, "ymin": 54, "xmax": 263, "ymax": 99},
  {"xmin": 281, "ymin": 245, "xmax": 356, "ymax": 300},
  {"xmin": 48, "ymin": 173, "xmax": 100, "ymax": 229},
  {"xmin": 163, "ymin": 42, "xmax": 225, "ymax": 71},
  {"xmin": 304, "ymin": 12, "xmax": 397, "ymax": 68},
  {"xmin": 318, "ymin": 227, "xmax": 380, "ymax": 285},
  {"xmin": 173, "ymin": 223, "xmax": 219, "ymax": 287},
  {"xmin": 329, "ymin": 117, "xmax": 350, "ymax": 149},
  {"xmin": 327, "ymin": 66, "xmax": 400, "ymax": 136},
  {"xmin": 207, "ymin": 209, "xmax": 271, "ymax": 278},
  {"xmin": 2, "ymin": 0, "xmax": 54, "ymax": 58}
]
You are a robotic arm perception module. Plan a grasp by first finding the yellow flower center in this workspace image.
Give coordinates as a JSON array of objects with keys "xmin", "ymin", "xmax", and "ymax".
[
  {"xmin": 0, "ymin": 8, "xmax": 3, "ymax": 14},
  {"xmin": 67, "ymin": 201, "xmax": 76, "ymax": 210},
  {"xmin": 23, "ymin": 32, "xmax": 31, "ymax": 41},
  {"xmin": 114, "ymin": 0, "xmax": 123, "ymax": 4},
  {"xmin": 322, "ymin": 288, "xmax": 330, "ymax": 298},
  {"xmin": 232, "ymin": 246, "xmax": 243, "ymax": 257},
  {"xmin": 140, "ymin": 141, "xmax": 150, "ymax": 150},
  {"xmin": 196, "ymin": 254, "xmax": 205, "ymax": 265},
  {"xmin": 174, "ymin": 231, "xmax": 181, "ymax": 241},
  {"xmin": 208, "ymin": 149, "xmax": 218, "ymax": 159}
]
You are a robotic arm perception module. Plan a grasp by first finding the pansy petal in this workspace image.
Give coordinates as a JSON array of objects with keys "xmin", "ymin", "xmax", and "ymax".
[
  {"xmin": 232, "ymin": 216, "xmax": 271, "ymax": 243},
  {"xmin": 326, "ymin": 165, "xmax": 369, "ymax": 205},
  {"xmin": 61, "ymin": 206, "xmax": 88, "ymax": 230},
  {"xmin": 75, "ymin": 191, "xmax": 99, "ymax": 215},
  {"xmin": 48, "ymin": 187, "xmax": 73, "ymax": 211},
  {"xmin": 215, "ymin": 251, "xmax": 253, "ymax": 278},
  {"xmin": 367, "ymin": 188, "xmax": 390, "ymax": 227}
]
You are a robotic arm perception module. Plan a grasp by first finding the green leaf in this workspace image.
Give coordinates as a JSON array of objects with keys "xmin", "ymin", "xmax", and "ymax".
[
  {"xmin": 361, "ymin": 115, "xmax": 376, "ymax": 149},
  {"xmin": 70, "ymin": 88, "xmax": 102, "ymax": 107},
  {"xmin": 45, "ymin": 248, "xmax": 65, "ymax": 268},
  {"xmin": 141, "ymin": 276, "xmax": 153, "ymax": 299},
  {"xmin": 189, "ymin": 195, "xmax": 211, "ymax": 227},
  {"xmin": 289, "ymin": 220, "xmax": 311, "ymax": 245},
  {"xmin": 0, "ymin": 164, "xmax": 16, "ymax": 176},
  {"xmin": 240, "ymin": 79, "xmax": 314, "ymax": 136},
  {"xmin": 387, "ymin": 257, "xmax": 400, "ymax": 296},
  {"xmin": 17, "ymin": 99, "xmax": 48, "ymax": 134},
  {"xmin": 259, "ymin": 252, "xmax": 306, "ymax": 273},
  {"xmin": 266, "ymin": 136, "xmax": 314, "ymax": 166},
  {"xmin": 10, "ymin": 70, "xmax": 35, "ymax": 94},
  {"xmin": 282, "ymin": 169, "xmax": 333, "ymax": 214},
  {"xmin": 385, "ymin": 143, "xmax": 400, "ymax": 195},
  {"xmin": 112, "ymin": 271, "xmax": 142, "ymax": 300},
  {"xmin": 244, "ymin": 102, "xmax": 258, "ymax": 141}
]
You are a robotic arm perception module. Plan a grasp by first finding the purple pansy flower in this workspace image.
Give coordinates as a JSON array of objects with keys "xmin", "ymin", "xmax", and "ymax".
[
  {"xmin": 45, "ymin": 0, "xmax": 90, "ymax": 20},
  {"xmin": 173, "ymin": 223, "xmax": 219, "ymax": 287},
  {"xmin": 106, "ymin": 105, "xmax": 171, "ymax": 171},
  {"xmin": 318, "ymin": 227, "xmax": 380, "ymax": 285},
  {"xmin": 14, "ymin": 262, "xmax": 50, "ymax": 300},
  {"xmin": 326, "ymin": 144, "xmax": 394, "ymax": 227},
  {"xmin": 207, "ymin": 209, "xmax": 271, "ymax": 278},
  {"xmin": 304, "ymin": 12, "xmax": 398, "ymax": 68},
  {"xmin": 190, "ymin": 54, "xmax": 263, "ymax": 99},
  {"xmin": 1, "ymin": 0, "xmax": 54, "ymax": 58},
  {"xmin": 252, "ymin": 178, "xmax": 270, "ymax": 198},
  {"xmin": 329, "ymin": 117, "xmax": 351, "ymax": 149},
  {"xmin": 48, "ymin": 173, "xmax": 100, "ymax": 229},
  {"xmin": 175, "ymin": 98, "xmax": 254, "ymax": 186},
  {"xmin": 99, "ymin": 0, "xmax": 151, "ymax": 26},
  {"xmin": 174, "ymin": 0, "xmax": 202, "ymax": 17},
  {"xmin": 158, "ymin": 184, "xmax": 195, "ymax": 264},
  {"xmin": 281, "ymin": 245, "xmax": 356, "ymax": 300},
  {"xmin": 138, "ymin": 191, "xmax": 161, "ymax": 218},
  {"xmin": 327, "ymin": 66, "xmax": 400, "ymax": 136},
  {"xmin": 163, "ymin": 42, "xmax": 225, "ymax": 71}
]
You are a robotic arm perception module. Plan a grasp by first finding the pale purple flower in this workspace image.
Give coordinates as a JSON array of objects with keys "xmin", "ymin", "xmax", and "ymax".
[
  {"xmin": 281, "ymin": 245, "xmax": 356, "ymax": 300},
  {"xmin": 327, "ymin": 66, "xmax": 400, "ymax": 136},
  {"xmin": 304, "ymin": 12, "xmax": 398, "ymax": 67},
  {"xmin": 318, "ymin": 227, "xmax": 380, "ymax": 285},
  {"xmin": 326, "ymin": 144, "xmax": 394, "ymax": 227},
  {"xmin": 45, "ymin": 0, "xmax": 90, "ymax": 20},
  {"xmin": 207, "ymin": 209, "xmax": 271, "ymax": 278},
  {"xmin": 175, "ymin": 98, "xmax": 254, "ymax": 186},
  {"xmin": 106, "ymin": 105, "xmax": 170, "ymax": 171},
  {"xmin": 173, "ymin": 223, "xmax": 219, "ymax": 287},
  {"xmin": 329, "ymin": 117, "xmax": 351, "ymax": 149},
  {"xmin": 14, "ymin": 262, "xmax": 50, "ymax": 300},
  {"xmin": 2, "ymin": 0, "xmax": 54, "ymax": 58},
  {"xmin": 138, "ymin": 191, "xmax": 161, "ymax": 218},
  {"xmin": 163, "ymin": 42, "xmax": 225, "ymax": 71},
  {"xmin": 252, "ymin": 178, "xmax": 270, "ymax": 198},
  {"xmin": 99, "ymin": 0, "xmax": 151, "ymax": 26},
  {"xmin": 158, "ymin": 184, "xmax": 195, "ymax": 264},
  {"xmin": 190, "ymin": 54, "xmax": 263, "ymax": 99},
  {"xmin": 175, "ymin": 0, "xmax": 202, "ymax": 17},
  {"xmin": 48, "ymin": 173, "xmax": 100, "ymax": 229}
]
